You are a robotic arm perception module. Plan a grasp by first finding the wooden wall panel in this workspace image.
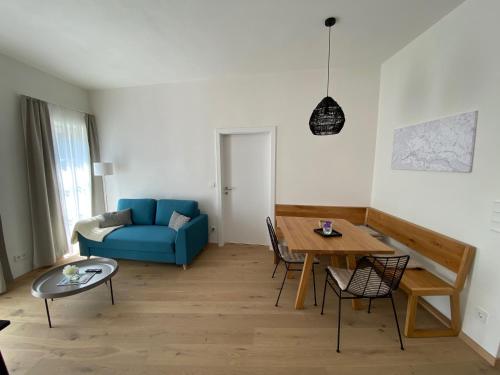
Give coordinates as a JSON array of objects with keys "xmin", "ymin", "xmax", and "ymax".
[{"xmin": 275, "ymin": 204, "xmax": 367, "ymax": 225}]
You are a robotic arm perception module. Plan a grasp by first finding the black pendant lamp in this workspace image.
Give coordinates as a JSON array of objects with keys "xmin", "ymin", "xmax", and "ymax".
[{"xmin": 309, "ymin": 17, "xmax": 345, "ymax": 136}]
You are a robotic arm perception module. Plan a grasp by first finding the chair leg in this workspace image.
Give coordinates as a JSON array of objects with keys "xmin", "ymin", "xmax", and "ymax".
[
  {"xmin": 312, "ymin": 265, "xmax": 317, "ymax": 306},
  {"xmin": 390, "ymin": 294, "xmax": 404, "ymax": 351},
  {"xmin": 275, "ymin": 264, "xmax": 289, "ymax": 307},
  {"xmin": 272, "ymin": 260, "xmax": 280, "ymax": 278},
  {"xmin": 368, "ymin": 298, "xmax": 372, "ymax": 313},
  {"xmin": 321, "ymin": 272, "xmax": 329, "ymax": 315},
  {"xmin": 337, "ymin": 291, "xmax": 342, "ymax": 353}
]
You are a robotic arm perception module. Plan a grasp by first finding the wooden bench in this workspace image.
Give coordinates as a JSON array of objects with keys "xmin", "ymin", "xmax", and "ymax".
[{"xmin": 365, "ymin": 208, "xmax": 475, "ymax": 338}]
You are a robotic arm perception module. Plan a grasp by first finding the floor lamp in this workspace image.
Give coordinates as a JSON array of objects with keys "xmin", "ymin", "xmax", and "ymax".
[{"xmin": 93, "ymin": 162, "xmax": 114, "ymax": 212}]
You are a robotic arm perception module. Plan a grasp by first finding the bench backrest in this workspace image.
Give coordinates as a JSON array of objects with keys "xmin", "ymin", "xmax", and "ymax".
[
  {"xmin": 365, "ymin": 208, "xmax": 475, "ymax": 290},
  {"xmin": 275, "ymin": 204, "xmax": 367, "ymax": 225}
]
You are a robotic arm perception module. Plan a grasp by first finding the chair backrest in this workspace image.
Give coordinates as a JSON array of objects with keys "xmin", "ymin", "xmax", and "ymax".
[
  {"xmin": 346, "ymin": 256, "xmax": 409, "ymax": 298},
  {"xmin": 266, "ymin": 217, "xmax": 283, "ymax": 261}
]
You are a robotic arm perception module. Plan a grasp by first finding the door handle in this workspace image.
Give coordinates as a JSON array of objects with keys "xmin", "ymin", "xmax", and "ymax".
[{"xmin": 224, "ymin": 187, "xmax": 235, "ymax": 191}]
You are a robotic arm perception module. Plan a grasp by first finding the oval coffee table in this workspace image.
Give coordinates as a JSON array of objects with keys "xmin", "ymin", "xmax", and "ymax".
[{"xmin": 31, "ymin": 257, "xmax": 118, "ymax": 328}]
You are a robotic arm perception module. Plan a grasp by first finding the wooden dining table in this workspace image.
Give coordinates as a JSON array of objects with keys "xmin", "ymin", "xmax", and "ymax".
[{"xmin": 276, "ymin": 216, "xmax": 394, "ymax": 310}]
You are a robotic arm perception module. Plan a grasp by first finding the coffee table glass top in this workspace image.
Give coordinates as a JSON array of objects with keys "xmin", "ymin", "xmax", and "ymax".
[{"xmin": 31, "ymin": 258, "xmax": 118, "ymax": 299}]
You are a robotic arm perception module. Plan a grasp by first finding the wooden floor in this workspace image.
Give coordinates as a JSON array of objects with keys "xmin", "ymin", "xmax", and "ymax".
[{"xmin": 0, "ymin": 244, "xmax": 498, "ymax": 374}]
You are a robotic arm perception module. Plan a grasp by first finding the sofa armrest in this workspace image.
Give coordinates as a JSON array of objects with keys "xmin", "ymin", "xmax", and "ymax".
[
  {"xmin": 78, "ymin": 233, "xmax": 91, "ymax": 256},
  {"xmin": 175, "ymin": 214, "xmax": 209, "ymax": 266}
]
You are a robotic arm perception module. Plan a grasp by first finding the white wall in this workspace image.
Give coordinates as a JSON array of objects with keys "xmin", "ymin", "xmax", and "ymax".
[
  {"xmin": 372, "ymin": 0, "xmax": 500, "ymax": 358},
  {"xmin": 0, "ymin": 53, "xmax": 89, "ymax": 278},
  {"xmin": 90, "ymin": 67, "xmax": 380, "ymax": 242}
]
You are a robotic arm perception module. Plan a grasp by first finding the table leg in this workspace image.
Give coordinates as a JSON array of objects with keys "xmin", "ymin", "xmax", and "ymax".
[
  {"xmin": 109, "ymin": 278, "xmax": 115, "ymax": 305},
  {"xmin": 346, "ymin": 255, "xmax": 363, "ymax": 310},
  {"xmin": 294, "ymin": 253, "xmax": 314, "ymax": 309},
  {"xmin": 44, "ymin": 299, "xmax": 52, "ymax": 328}
]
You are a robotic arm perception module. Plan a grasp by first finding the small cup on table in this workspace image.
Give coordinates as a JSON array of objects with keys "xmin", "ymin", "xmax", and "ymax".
[{"xmin": 319, "ymin": 220, "xmax": 334, "ymax": 235}]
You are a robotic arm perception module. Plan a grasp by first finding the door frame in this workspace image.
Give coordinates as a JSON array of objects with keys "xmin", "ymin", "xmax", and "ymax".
[{"xmin": 215, "ymin": 127, "xmax": 276, "ymax": 247}]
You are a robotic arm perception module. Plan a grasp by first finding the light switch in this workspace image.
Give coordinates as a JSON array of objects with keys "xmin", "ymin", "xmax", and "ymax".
[
  {"xmin": 493, "ymin": 200, "xmax": 500, "ymax": 211},
  {"xmin": 492, "ymin": 212, "xmax": 500, "ymax": 223}
]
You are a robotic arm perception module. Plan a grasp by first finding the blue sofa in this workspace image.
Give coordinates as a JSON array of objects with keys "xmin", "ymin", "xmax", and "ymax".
[{"xmin": 79, "ymin": 198, "xmax": 208, "ymax": 266}]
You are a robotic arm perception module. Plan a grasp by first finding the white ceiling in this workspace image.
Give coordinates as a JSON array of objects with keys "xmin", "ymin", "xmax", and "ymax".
[{"xmin": 0, "ymin": 0, "xmax": 464, "ymax": 90}]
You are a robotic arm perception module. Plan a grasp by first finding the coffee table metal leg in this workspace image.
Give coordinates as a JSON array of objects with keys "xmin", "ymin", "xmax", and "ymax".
[
  {"xmin": 44, "ymin": 299, "xmax": 52, "ymax": 328},
  {"xmin": 109, "ymin": 278, "xmax": 115, "ymax": 305}
]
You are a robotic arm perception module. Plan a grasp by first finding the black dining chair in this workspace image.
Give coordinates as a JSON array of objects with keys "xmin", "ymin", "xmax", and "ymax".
[
  {"xmin": 321, "ymin": 255, "xmax": 409, "ymax": 352},
  {"xmin": 266, "ymin": 217, "xmax": 319, "ymax": 307}
]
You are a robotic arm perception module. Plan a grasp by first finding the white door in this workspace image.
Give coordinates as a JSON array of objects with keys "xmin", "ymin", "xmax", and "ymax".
[{"xmin": 221, "ymin": 133, "xmax": 271, "ymax": 245}]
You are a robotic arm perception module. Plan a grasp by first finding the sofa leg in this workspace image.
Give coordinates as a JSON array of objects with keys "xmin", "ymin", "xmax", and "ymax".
[{"xmin": 183, "ymin": 264, "xmax": 187, "ymax": 270}]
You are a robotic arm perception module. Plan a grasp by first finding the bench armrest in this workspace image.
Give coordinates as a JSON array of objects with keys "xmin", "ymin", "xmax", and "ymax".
[{"xmin": 175, "ymin": 214, "xmax": 209, "ymax": 266}]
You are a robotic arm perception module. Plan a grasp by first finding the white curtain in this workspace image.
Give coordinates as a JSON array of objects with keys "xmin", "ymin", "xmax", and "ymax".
[{"xmin": 48, "ymin": 104, "xmax": 92, "ymax": 253}]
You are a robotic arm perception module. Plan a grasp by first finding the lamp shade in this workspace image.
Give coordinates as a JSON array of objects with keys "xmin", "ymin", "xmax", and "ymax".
[
  {"xmin": 309, "ymin": 96, "xmax": 345, "ymax": 135},
  {"xmin": 93, "ymin": 162, "xmax": 114, "ymax": 176}
]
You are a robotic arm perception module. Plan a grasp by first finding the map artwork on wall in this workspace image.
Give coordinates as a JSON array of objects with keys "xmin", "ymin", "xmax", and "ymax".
[{"xmin": 391, "ymin": 111, "xmax": 478, "ymax": 173}]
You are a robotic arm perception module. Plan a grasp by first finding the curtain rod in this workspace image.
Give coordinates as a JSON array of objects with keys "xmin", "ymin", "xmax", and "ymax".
[{"xmin": 20, "ymin": 94, "xmax": 94, "ymax": 116}]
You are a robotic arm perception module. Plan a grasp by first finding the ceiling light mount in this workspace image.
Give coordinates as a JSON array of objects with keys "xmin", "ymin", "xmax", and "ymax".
[{"xmin": 324, "ymin": 17, "xmax": 336, "ymax": 27}]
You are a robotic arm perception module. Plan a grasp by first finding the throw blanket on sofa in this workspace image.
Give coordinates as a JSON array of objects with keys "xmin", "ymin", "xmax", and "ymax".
[{"xmin": 71, "ymin": 215, "xmax": 122, "ymax": 244}]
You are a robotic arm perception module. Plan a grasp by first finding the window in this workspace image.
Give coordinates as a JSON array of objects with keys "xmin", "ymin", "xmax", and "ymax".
[{"xmin": 49, "ymin": 104, "xmax": 92, "ymax": 254}]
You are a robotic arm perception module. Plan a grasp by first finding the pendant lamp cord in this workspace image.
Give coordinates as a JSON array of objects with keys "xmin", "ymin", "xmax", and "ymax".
[{"xmin": 327, "ymin": 25, "xmax": 332, "ymax": 97}]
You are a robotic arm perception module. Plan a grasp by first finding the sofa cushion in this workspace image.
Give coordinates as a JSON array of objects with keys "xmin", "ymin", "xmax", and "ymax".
[
  {"xmin": 100, "ymin": 208, "xmax": 132, "ymax": 228},
  {"xmin": 103, "ymin": 225, "xmax": 176, "ymax": 253},
  {"xmin": 168, "ymin": 211, "xmax": 191, "ymax": 231},
  {"xmin": 155, "ymin": 199, "xmax": 199, "ymax": 225},
  {"xmin": 117, "ymin": 199, "xmax": 156, "ymax": 225}
]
